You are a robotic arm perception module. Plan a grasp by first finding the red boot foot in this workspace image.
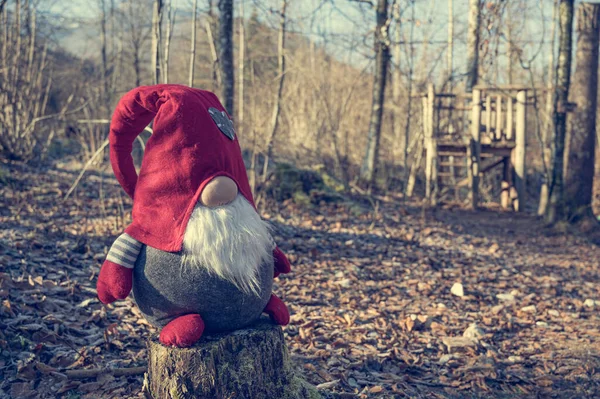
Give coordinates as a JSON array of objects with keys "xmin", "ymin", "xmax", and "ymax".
[
  {"xmin": 159, "ymin": 314, "xmax": 205, "ymax": 348},
  {"xmin": 264, "ymin": 294, "xmax": 290, "ymax": 326}
]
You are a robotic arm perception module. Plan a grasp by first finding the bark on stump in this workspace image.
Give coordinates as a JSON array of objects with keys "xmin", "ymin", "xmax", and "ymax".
[{"xmin": 145, "ymin": 319, "xmax": 321, "ymax": 399}]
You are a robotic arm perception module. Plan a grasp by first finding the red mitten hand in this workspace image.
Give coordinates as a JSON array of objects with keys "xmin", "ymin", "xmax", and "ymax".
[
  {"xmin": 97, "ymin": 260, "xmax": 133, "ymax": 304},
  {"xmin": 273, "ymin": 247, "xmax": 291, "ymax": 278},
  {"xmin": 264, "ymin": 294, "xmax": 290, "ymax": 326}
]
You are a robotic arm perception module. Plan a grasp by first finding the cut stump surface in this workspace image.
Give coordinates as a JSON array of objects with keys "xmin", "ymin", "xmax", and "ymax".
[{"xmin": 146, "ymin": 318, "xmax": 322, "ymax": 399}]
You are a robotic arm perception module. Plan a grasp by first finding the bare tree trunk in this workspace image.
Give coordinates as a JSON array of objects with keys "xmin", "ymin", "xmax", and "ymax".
[
  {"xmin": 126, "ymin": 0, "xmax": 147, "ymax": 88},
  {"xmin": 466, "ymin": 0, "xmax": 481, "ymax": 92},
  {"xmin": 538, "ymin": 0, "xmax": 559, "ymax": 216},
  {"xmin": 1, "ymin": 2, "xmax": 8, "ymax": 85},
  {"xmin": 205, "ymin": 19, "xmax": 222, "ymax": 91},
  {"xmin": 188, "ymin": 0, "xmax": 198, "ymax": 87},
  {"xmin": 108, "ymin": 0, "xmax": 118, "ymax": 94},
  {"xmin": 447, "ymin": 0, "xmax": 454, "ymax": 88},
  {"xmin": 391, "ymin": 3, "xmax": 402, "ymax": 163},
  {"xmin": 111, "ymin": 10, "xmax": 124, "ymax": 96},
  {"xmin": 218, "ymin": 0, "xmax": 234, "ymax": 115},
  {"xmin": 13, "ymin": 0, "xmax": 21, "ymax": 89},
  {"xmin": 402, "ymin": 0, "xmax": 416, "ymax": 199},
  {"xmin": 238, "ymin": 0, "xmax": 245, "ymax": 135},
  {"xmin": 163, "ymin": 0, "xmax": 176, "ymax": 84},
  {"xmin": 25, "ymin": 6, "xmax": 35, "ymax": 85},
  {"xmin": 360, "ymin": 0, "xmax": 390, "ymax": 189},
  {"xmin": 506, "ymin": 4, "xmax": 514, "ymax": 84},
  {"xmin": 151, "ymin": 0, "xmax": 163, "ymax": 85},
  {"xmin": 447, "ymin": 0, "xmax": 458, "ymax": 201},
  {"xmin": 207, "ymin": 0, "xmax": 221, "ymax": 91},
  {"xmin": 100, "ymin": 0, "xmax": 109, "ymax": 101},
  {"xmin": 261, "ymin": 0, "xmax": 288, "ymax": 182},
  {"xmin": 546, "ymin": 0, "xmax": 575, "ymax": 224},
  {"xmin": 406, "ymin": 135, "xmax": 424, "ymax": 197},
  {"xmin": 249, "ymin": 59, "xmax": 258, "ymax": 196},
  {"xmin": 564, "ymin": 2, "xmax": 600, "ymax": 222},
  {"xmin": 133, "ymin": 48, "xmax": 142, "ymax": 88}
]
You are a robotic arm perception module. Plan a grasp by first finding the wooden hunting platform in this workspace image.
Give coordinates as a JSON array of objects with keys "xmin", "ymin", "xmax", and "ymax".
[{"xmin": 420, "ymin": 84, "xmax": 529, "ymax": 210}]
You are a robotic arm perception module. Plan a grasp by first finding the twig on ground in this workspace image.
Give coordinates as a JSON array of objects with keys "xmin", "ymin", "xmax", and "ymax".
[{"xmin": 36, "ymin": 362, "xmax": 147, "ymax": 380}]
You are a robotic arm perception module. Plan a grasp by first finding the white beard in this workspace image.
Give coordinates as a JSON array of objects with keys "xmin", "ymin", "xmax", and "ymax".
[{"xmin": 182, "ymin": 194, "xmax": 274, "ymax": 296}]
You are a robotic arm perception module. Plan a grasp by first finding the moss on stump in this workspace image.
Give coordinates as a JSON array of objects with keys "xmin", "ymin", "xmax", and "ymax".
[{"xmin": 146, "ymin": 318, "xmax": 322, "ymax": 399}]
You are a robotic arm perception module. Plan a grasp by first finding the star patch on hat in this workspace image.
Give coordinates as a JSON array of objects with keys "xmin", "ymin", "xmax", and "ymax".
[{"xmin": 208, "ymin": 107, "xmax": 235, "ymax": 140}]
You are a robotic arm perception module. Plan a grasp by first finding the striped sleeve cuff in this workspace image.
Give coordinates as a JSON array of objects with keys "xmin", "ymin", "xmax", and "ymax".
[{"xmin": 106, "ymin": 233, "xmax": 142, "ymax": 269}]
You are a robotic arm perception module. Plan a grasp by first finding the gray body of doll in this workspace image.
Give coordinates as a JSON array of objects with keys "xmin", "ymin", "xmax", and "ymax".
[{"xmin": 131, "ymin": 245, "xmax": 274, "ymax": 332}]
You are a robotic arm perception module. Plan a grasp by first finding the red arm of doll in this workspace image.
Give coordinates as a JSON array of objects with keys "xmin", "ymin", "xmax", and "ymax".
[
  {"xmin": 97, "ymin": 260, "xmax": 133, "ymax": 304},
  {"xmin": 273, "ymin": 246, "xmax": 291, "ymax": 278},
  {"xmin": 96, "ymin": 233, "xmax": 140, "ymax": 304}
]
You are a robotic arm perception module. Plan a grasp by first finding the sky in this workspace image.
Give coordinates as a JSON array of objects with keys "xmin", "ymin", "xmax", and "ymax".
[{"xmin": 36, "ymin": 0, "xmax": 573, "ymax": 85}]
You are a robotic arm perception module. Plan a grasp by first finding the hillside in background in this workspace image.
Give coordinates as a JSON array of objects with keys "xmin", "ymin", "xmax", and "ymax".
[{"xmin": 33, "ymin": 5, "xmax": 379, "ymax": 189}]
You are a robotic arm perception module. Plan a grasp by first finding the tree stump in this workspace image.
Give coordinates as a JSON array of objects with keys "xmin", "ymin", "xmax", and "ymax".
[{"xmin": 145, "ymin": 318, "xmax": 322, "ymax": 399}]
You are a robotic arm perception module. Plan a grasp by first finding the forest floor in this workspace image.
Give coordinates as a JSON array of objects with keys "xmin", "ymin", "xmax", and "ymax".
[{"xmin": 2, "ymin": 160, "xmax": 600, "ymax": 399}]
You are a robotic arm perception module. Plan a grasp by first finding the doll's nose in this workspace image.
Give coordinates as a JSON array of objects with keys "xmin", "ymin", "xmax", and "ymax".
[{"xmin": 200, "ymin": 176, "xmax": 239, "ymax": 207}]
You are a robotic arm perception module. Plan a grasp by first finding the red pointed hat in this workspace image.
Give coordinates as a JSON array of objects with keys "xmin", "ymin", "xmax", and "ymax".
[{"xmin": 109, "ymin": 84, "xmax": 254, "ymax": 252}]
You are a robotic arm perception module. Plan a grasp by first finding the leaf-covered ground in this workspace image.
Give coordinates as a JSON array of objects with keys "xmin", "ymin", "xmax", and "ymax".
[{"xmin": 2, "ymin": 160, "xmax": 600, "ymax": 399}]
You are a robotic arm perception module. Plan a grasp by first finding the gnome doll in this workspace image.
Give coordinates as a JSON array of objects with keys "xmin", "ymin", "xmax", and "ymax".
[{"xmin": 96, "ymin": 84, "xmax": 291, "ymax": 348}]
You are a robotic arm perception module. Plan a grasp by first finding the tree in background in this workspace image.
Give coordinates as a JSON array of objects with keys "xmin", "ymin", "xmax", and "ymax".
[
  {"xmin": 262, "ymin": 0, "xmax": 288, "ymax": 183},
  {"xmin": 188, "ymin": 0, "xmax": 198, "ymax": 87},
  {"xmin": 538, "ymin": 0, "xmax": 559, "ymax": 217},
  {"xmin": 0, "ymin": 0, "xmax": 78, "ymax": 161},
  {"xmin": 99, "ymin": 0, "xmax": 110, "ymax": 102},
  {"xmin": 546, "ymin": 0, "xmax": 574, "ymax": 224},
  {"xmin": 447, "ymin": 0, "xmax": 454, "ymax": 88},
  {"xmin": 206, "ymin": 0, "xmax": 221, "ymax": 92},
  {"xmin": 466, "ymin": 0, "xmax": 481, "ymax": 92},
  {"xmin": 218, "ymin": 0, "xmax": 234, "ymax": 115},
  {"xmin": 3, "ymin": 0, "xmax": 593, "ymax": 217},
  {"xmin": 163, "ymin": 0, "xmax": 177, "ymax": 84},
  {"xmin": 151, "ymin": 0, "xmax": 164, "ymax": 84},
  {"xmin": 126, "ymin": 0, "xmax": 152, "ymax": 87},
  {"xmin": 360, "ymin": 0, "xmax": 390, "ymax": 189},
  {"xmin": 237, "ymin": 0, "xmax": 245, "ymax": 133},
  {"xmin": 564, "ymin": 2, "xmax": 600, "ymax": 223}
]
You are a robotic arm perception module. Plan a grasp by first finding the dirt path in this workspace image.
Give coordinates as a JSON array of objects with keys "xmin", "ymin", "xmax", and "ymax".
[{"xmin": 2, "ymin": 161, "xmax": 600, "ymax": 398}]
